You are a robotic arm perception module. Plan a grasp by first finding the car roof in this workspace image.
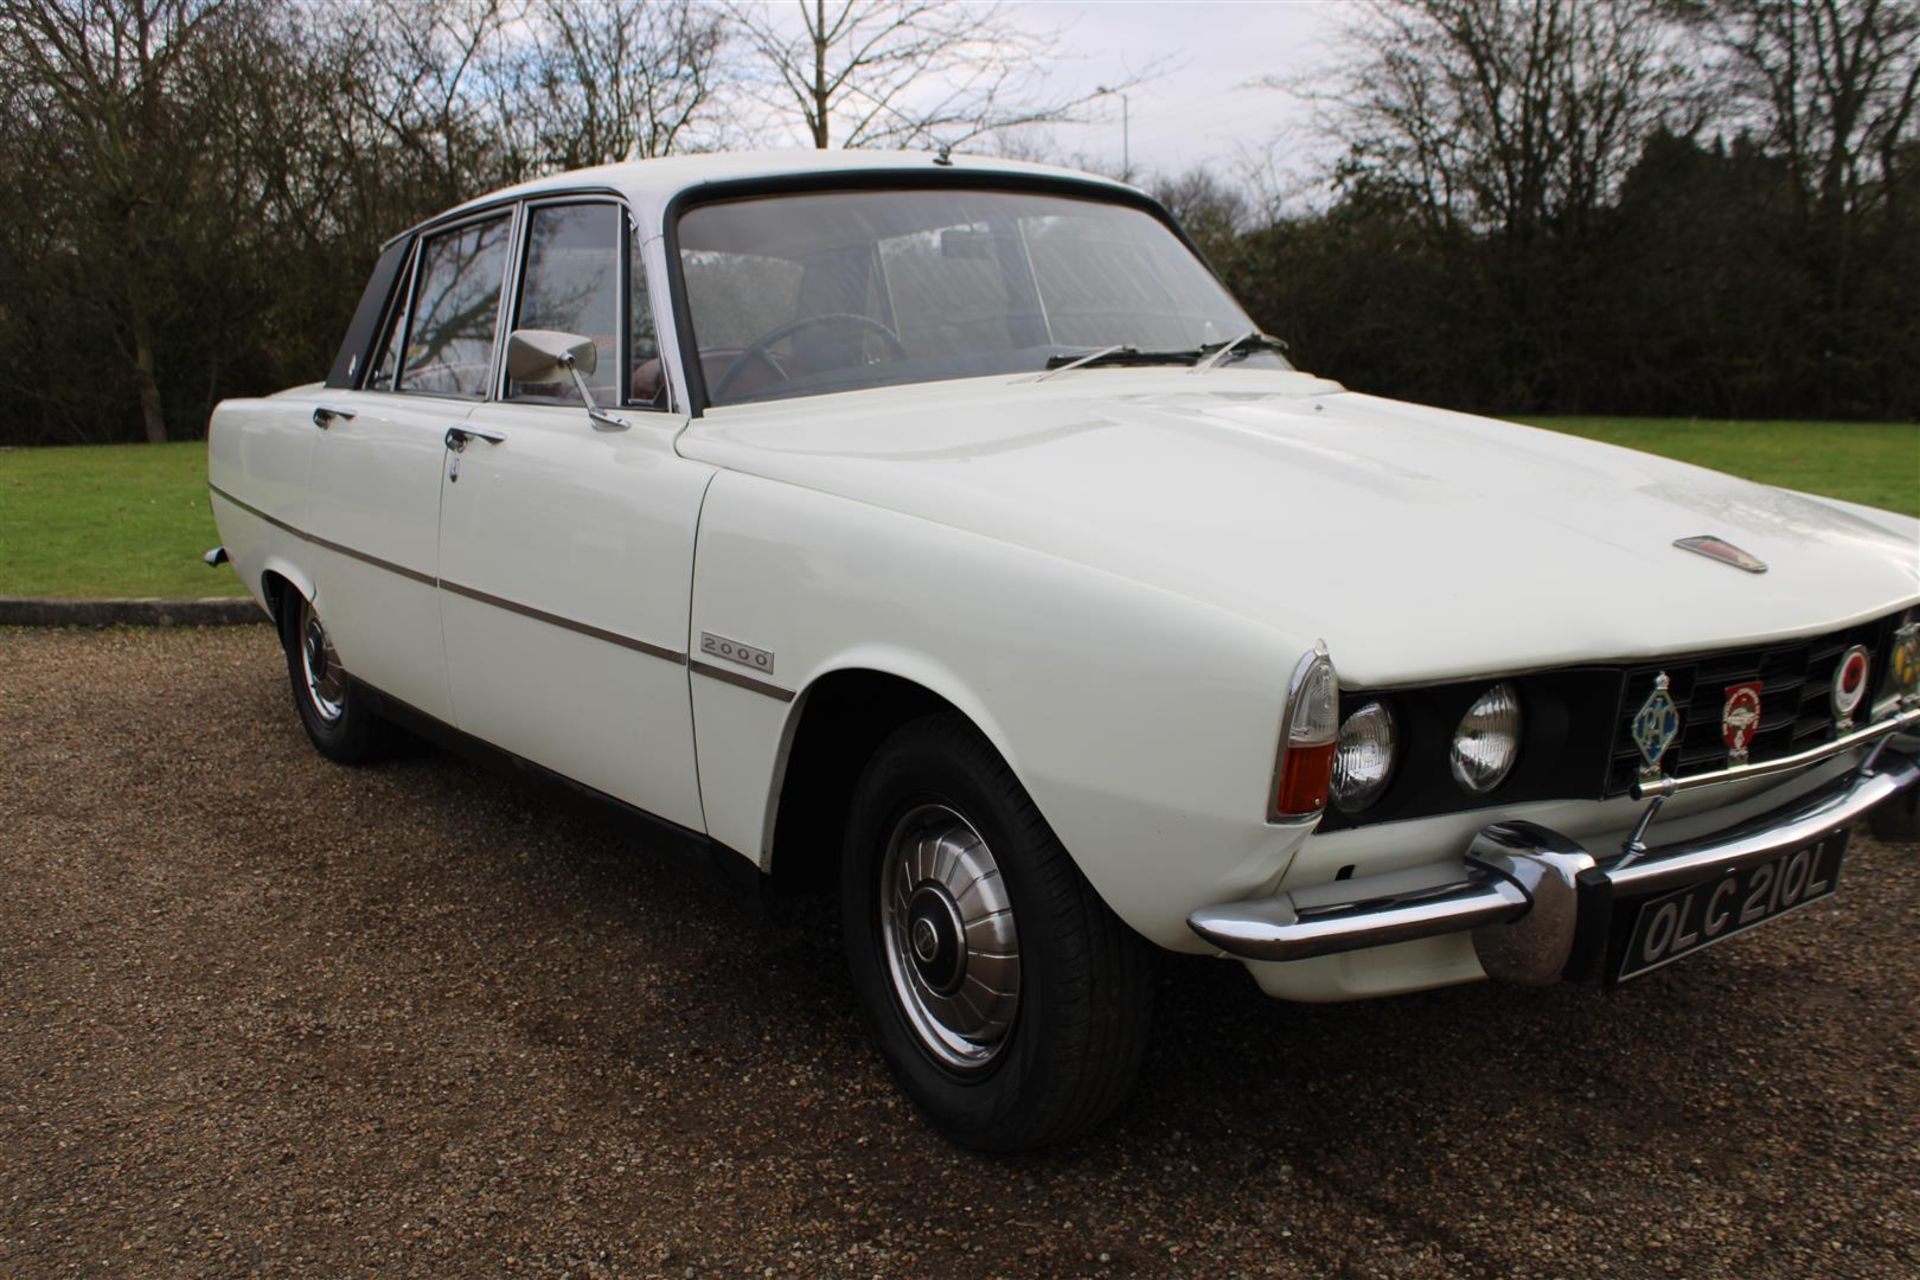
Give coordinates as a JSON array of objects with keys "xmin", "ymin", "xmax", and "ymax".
[{"xmin": 395, "ymin": 149, "xmax": 1142, "ymax": 245}]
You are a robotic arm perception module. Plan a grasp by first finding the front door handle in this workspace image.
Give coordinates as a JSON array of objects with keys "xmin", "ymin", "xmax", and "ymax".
[
  {"xmin": 313, "ymin": 405, "xmax": 356, "ymax": 429},
  {"xmin": 444, "ymin": 425, "xmax": 508, "ymax": 451}
]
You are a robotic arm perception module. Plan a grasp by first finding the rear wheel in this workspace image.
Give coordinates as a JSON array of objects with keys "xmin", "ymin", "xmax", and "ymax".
[
  {"xmin": 281, "ymin": 589, "xmax": 388, "ymax": 764},
  {"xmin": 841, "ymin": 712, "xmax": 1153, "ymax": 1150}
]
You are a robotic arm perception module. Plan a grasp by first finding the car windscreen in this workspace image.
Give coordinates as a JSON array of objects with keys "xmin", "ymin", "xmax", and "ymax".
[{"xmin": 675, "ymin": 187, "xmax": 1284, "ymax": 406}]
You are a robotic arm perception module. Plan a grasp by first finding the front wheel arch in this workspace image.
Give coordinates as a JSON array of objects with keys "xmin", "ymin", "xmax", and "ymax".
[{"xmin": 764, "ymin": 668, "xmax": 954, "ymax": 896}]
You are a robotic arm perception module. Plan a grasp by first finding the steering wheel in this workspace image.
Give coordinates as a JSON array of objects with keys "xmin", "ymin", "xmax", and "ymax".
[{"xmin": 712, "ymin": 312, "xmax": 908, "ymax": 401}]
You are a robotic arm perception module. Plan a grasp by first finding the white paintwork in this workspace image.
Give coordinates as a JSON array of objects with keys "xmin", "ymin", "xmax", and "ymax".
[
  {"xmin": 209, "ymin": 151, "xmax": 1920, "ymax": 1010},
  {"xmin": 207, "ymin": 393, "xmax": 318, "ymax": 616},
  {"xmin": 679, "ymin": 371, "xmax": 1920, "ymax": 687},
  {"xmin": 304, "ymin": 389, "xmax": 469, "ymax": 722},
  {"xmin": 445, "ymin": 403, "xmax": 711, "ymax": 831},
  {"xmin": 687, "ymin": 469, "xmax": 1305, "ymax": 945}
]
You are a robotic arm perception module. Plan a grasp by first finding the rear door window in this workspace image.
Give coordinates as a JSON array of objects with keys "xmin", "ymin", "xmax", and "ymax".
[{"xmin": 400, "ymin": 214, "xmax": 511, "ymax": 398}]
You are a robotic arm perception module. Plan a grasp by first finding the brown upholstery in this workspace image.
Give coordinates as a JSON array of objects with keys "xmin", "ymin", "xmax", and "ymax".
[{"xmin": 630, "ymin": 357, "xmax": 664, "ymax": 406}]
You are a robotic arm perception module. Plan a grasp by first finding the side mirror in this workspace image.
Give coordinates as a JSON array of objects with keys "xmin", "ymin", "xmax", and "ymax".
[
  {"xmin": 506, "ymin": 329, "xmax": 628, "ymax": 431},
  {"xmin": 506, "ymin": 328, "xmax": 596, "ymax": 383}
]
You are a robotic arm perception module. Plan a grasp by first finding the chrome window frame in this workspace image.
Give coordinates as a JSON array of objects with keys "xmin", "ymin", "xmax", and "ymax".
[
  {"xmin": 498, "ymin": 194, "xmax": 625, "ymax": 408},
  {"xmin": 635, "ymin": 226, "xmax": 689, "ymax": 417},
  {"xmin": 487, "ymin": 191, "xmax": 679, "ymax": 415},
  {"xmin": 388, "ymin": 205, "xmax": 521, "ymax": 404},
  {"xmin": 623, "ymin": 208, "xmax": 676, "ymax": 414}
]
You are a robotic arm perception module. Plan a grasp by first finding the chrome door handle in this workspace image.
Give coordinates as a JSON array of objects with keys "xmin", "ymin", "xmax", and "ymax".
[
  {"xmin": 313, "ymin": 405, "xmax": 356, "ymax": 428},
  {"xmin": 444, "ymin": 425, "xmax": 508, "ymax": 451}
]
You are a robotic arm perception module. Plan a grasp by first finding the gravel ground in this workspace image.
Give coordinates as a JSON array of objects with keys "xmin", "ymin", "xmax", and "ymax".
[{"xmin": 2, "ymin": 626, "xmax": 1917, "ymax": 1279}]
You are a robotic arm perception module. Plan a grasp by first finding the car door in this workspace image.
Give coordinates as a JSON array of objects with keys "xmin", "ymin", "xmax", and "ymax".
[
  {"xmin": 304, "ymin": 211, "xmax": 511, "ymax": 723},
  {"xmin": 436, "ymin": 199, "xmax": 711, "ymax": 831}
]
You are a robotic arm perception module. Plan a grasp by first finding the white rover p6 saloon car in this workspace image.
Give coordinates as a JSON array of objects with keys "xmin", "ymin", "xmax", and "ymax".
[{"xmin": 208, "ymin": 151, "xmax": 1920, "ymax": 1149}]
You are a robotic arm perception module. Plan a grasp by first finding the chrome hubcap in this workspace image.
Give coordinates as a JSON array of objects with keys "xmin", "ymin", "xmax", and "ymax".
[
  {"xmin": 299, "ymin": 601, "xmax": 346, "ymax": 723},
  {"xmin": 879, "ymin": 804, "xmax": 1020, "ymax": 1071}
]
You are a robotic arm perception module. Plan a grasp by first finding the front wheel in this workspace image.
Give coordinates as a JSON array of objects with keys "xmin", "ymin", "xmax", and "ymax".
[
  {"xmin": 841, "ymin": 713, "xmax": 1153, "ymax": 1150},
  {"xmin": 281, "ymin": 589, "xmax": 388, "ymax": 764}
]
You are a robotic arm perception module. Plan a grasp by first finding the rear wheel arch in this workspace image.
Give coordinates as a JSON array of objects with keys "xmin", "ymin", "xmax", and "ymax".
[
  {"xmin": 260, "ymin": 569, "xmax": 299, "ymax": 636},
  {"xmin": 259, "ymin": 563, "xmax": 316, "ymax": 635}
]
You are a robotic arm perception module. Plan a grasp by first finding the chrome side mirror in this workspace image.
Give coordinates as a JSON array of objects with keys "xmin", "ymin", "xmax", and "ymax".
[{"xmin": 505, "ymin": 329, "xmax": 629, "ymax": 432}]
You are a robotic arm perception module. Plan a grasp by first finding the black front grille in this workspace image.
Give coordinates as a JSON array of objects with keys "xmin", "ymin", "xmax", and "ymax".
[{"xmin": 1606, "ymin": 612, "xmax": 1902, "ymax": 796}]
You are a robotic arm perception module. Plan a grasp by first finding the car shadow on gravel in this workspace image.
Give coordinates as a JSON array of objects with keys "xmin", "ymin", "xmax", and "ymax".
[{"xmin": 381, "ymin": 720, "xmax": 1920, "ymax": 1275}]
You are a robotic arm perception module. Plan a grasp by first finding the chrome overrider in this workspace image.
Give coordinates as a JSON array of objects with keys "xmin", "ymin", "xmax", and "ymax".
[{"xmin": 1189, "ymin": 705, "xmax": 1920, "ymax": 985}]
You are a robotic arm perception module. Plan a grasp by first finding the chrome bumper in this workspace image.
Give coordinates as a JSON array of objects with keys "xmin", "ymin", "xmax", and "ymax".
[{"xmin": 1188, "ymin": 743, "xmax": 1919, "ymax": 986}]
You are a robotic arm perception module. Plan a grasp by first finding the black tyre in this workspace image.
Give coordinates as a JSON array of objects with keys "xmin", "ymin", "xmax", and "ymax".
[
  {"xmin": 280, "ymin": 587, "xmax": 388, "ymax": 764},
  {"xmin": 1867, "ymin": 783, "xmax": 1920, "ymax": 844},
  {"xmin": 841, "ymin": 712, "xmax": 1153, "ymax": 1150}
]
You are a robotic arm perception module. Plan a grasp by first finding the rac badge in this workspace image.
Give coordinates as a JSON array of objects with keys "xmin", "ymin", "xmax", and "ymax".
[
  {"xmin": 1831, "ymin": 644, "xmax": 1870, "ymax": 731},
  {"xmin": 1632, "ymin": 673, "xmax": 1682, "ymax": 781},
  {"xmin": 1673, "ymin": 535, "xmax": 1767, "ymax": 574},
  {"xmin": 1721, "ymin": 681, "xmax": 1762, "ymax": 764}
]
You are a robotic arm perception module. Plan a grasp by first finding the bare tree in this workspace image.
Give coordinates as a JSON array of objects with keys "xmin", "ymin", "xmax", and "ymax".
[
  {"xmin": 1705, "ymin": 0, "xmax": 1920, "ymax": 236},
  {"xmin": 331, "ymin": 0, "xmax": 512, "ymax": 209},
  {"xmin": 0, "ymin": 0, "xmax": 240, "ymax": 442},
  {"xmin": 727, "ymin": 0, "xmax": 1124, "ymax": 152},
  {"xmin": 499, "ymin": 0, "xmax": 733, "ymax": 174},
  {"xmin": 1306, "ymin": 0, "xmax": 1700, "ymax": 241}
]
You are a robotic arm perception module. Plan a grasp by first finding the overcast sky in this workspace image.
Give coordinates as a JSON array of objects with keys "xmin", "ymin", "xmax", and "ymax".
[{"xmin": 991, "ymin": 1, "xmax": 1349, "ymax": 184}]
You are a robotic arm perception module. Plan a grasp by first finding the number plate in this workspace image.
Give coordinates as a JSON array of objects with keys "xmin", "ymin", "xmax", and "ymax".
[{"xmin": 1616, "ymin": 830, "xmax": 1847, "ymax": 981}]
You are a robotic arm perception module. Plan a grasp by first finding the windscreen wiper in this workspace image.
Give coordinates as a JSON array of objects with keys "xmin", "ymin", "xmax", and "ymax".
[
  {"xmin": 1039, "ymin": 344, "xmax": 1204, "ymax": 378},
  {"xmin": 1039, "ymin": 332, "xmax": 1292, "ymax": 380},
  {"xmin": 1191, "ymin": 330, "xmax": 1290, "ymax": 372}
]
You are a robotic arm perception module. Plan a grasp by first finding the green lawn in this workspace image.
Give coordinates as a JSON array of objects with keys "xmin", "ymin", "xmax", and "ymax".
[
  {"xmin": 1, "ymin": 418, "xmax": 1915, "ymax": 598},
  {"xmin": 0, "ymin": 441, "xmax": 245, "ymax": 598},
  {"xmin": 1515, "ymin": 417, "xmax": 1920, "ymax": 518}
]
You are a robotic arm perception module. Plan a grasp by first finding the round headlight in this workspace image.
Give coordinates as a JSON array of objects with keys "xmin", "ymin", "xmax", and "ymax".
[
  {"xmin": 1332, "ymin": 701, "xmax": 1397, "ymax": 812},
  {"xmin": 1451, "ymin": 682, "xmax": 1521, "ymax": 795}
]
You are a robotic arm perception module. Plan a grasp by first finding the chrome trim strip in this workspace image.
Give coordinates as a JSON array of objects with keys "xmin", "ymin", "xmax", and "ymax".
[
  {"xmin": 1631, "ymin": 705, "xmax": 1920, "ymax": 799},
  {"xmin": 309, "ymin": 530, "xmax": 437, "ymax": 587},
  {"xmin": 209, "ymin": 483, "xmax": 297, "ymax": 537},
  {"xmin": 209, "ymin": 483, "xmax": 683, "ymax": 662},
  {"xmin": 689, "ymin": 658, "xmax": 796, "ymax": 702},
  {"xmin": 214, "ymin": 482, "xmax": 431, "ymax": 584},
  {"xmin": 438, "ymin": 579, "xmax": 684, "ymax": 664}
]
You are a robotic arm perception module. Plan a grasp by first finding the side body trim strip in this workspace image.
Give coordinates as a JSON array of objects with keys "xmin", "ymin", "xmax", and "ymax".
[
  {"xmin": 689, "ymin": 658, "xmax": 797, "ymax": 703},
  {"xmin": 437, "ymin": 578, "xmax": 684, "ymax": 664},
  {"xmin": 211, "ymin": 482, "xmax": 796, "ymax": 701}
]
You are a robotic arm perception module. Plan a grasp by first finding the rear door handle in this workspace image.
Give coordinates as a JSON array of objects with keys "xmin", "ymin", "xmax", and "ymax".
[
  {"xmin": 444, "ymin": 425, "xmax": 508, "ymax": 451},
  {"xmin": 312, "ymin": 405, "xmax": 356, "ymax": 428}
]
